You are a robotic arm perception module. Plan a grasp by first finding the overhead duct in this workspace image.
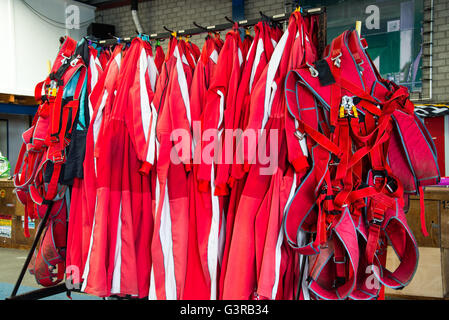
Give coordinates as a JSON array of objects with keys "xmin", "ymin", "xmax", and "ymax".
[{"xmin": 131, "ymin": 0, "xmax": 144, "ymax": 34}]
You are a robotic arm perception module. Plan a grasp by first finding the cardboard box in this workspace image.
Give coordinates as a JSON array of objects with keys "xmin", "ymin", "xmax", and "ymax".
[
  {"xmin": 0, "ymin": 214, "xmax": 39, "ymax": 250},
  {"xmin": 0, "ymin": 179, "xmax": 25, "ymax": 216},
  {"xmin": 13, "ymin": 215, "xmax": 40, "ymax": 249}
]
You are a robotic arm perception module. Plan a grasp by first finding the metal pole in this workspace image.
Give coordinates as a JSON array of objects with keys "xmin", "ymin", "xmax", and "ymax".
[{"xmin": 9, "ymin": 201, "xmax": 54, "ymax": 298}]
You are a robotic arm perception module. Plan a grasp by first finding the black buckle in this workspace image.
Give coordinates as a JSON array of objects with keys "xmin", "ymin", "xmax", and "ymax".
[
  {"xmin": 332, "ymin": 277, "xmax": 346, "ymax": 289},
  {"xmin": 386, "ymin": 176, "xmax": 398, "ymax": 193},
  {"xmin": 352, "ymin": 97, "xmax": 362, "ymax": 105},
  {"xmin": 358, "ymin": 182, "xmax": 369, "ymax": 189},
  {"xmin": 329, "ymin": 156, "xmax": 340, "ymax": 166},
  {"xmin": 372, "ymin": 169, "xmax": 387, "ymax": 179}
]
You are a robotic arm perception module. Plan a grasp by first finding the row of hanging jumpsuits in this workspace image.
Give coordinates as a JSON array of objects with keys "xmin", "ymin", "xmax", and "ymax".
[
  {"xmin": 65, "ymin": 12, "xmax": 320, "ymax": 300},
  {"xmin": 62, "ymin": 9, "xmax": 435, "ymax": 301}
]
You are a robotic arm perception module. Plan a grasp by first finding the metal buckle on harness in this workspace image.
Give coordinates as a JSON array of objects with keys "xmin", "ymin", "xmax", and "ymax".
[
  {"xmin": 369, "ymin": 218, "xmax": 383, "ymax": 226},
  {"xmin": 60, "ymin": 53, "xmax": 69, "ymax": 65},
  {"xmin": 294, "ymin": 130, "xmax": 306, "ymax": 141},
  {"xmin": 385, "ymin": 176, "xmax": 399, "ymax": 194},
  {"xmin": 369, "ymin": 206, "xmax": 384, "ymax": 227},
  {"xmin": 47, "ymin": 80, "xmax": 58, "ymax": 98},
  {"xmin": 51, "ymin": 152, "xmax": 65, "ymax": 164},
  {"xmin": 331, "ymin": 52, "xmax": 342, "ymax": 68},
  {"xmin": 372, "ymin": 169, "xmax": 387, "ymax": 184},
  {"xmin": 306, "ymin": 62, "xmax": 319, "ymax": 78},
  {"xmin": 329, "ymin": 157, "xmax": 340, "ymax": 166},
  {"xmin": 357, "ymin": 60, "xmax": 364, "ymax": 73},
  {"xmin": 339, "ymin": 96, "xmax": 358, "ymax": 118},
  {"xmin": 70, "ymin": 55, "xmax": 81, "ymax": 67},
  {"xmin": 333, "ymin": 256, "xmax": 346, "ymax": 264}
]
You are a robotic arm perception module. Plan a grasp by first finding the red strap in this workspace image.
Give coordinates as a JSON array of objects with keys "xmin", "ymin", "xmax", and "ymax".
[
  {"xmin": 139, "ymin": 161, "xmax": 153, "ymax": 176},
  {"xmin": 366, "ymin": 223, "xmax": 381, "ymax": 265},
  {"xmin": 348, "ymin": 186, "xmax": 378, "ymax": 203},
  {"xmin": 358, "ymin": 100, "xmax": 381, "ymax": 117},
  {"xmin": 335, "ymin": 120, "xmax": 350, "ymax": 181},
  {"xmin": 34, "ymin": 81, "xmax": 46, "ymax": 103},
  {"xmin": 316, "ymin": 195, "xmax": 327, "ymax": 248},
  {"xmin": 49, "ymin": 85, "xmax": 65, "ymax": 143},
  {"xmin": 24, "ymin": 203, "xmax": 30, "ymax": 238},
  {"xmin": 291, "ymin": 155, "xmax": 309, "ymax": 173},
  {"xmin": 419, "ymin": 186, "xmax": 429, "ymax": 237},
  {"xmin": 334, "ymin": 239, "xmax": 346, "ymax": 281},
  {"xmin": 45, "ymin": 164, "xmax": 62, "ymax": 201},
  {"xmin": 297, "ymin": 120, "xmax": 341, "ymax": 156},
  {"xmin": 61, "ymin": 37, "xmax": 77, "ymax": 60}
]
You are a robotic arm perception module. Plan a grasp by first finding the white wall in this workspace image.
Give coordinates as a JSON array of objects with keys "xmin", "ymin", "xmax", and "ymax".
[{"xmin": 0, "ymin": 0, "xmax": 95, "ymax": 97}]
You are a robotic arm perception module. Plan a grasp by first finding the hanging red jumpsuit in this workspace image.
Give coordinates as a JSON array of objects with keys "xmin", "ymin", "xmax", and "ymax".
[
  {"xmin": 80, "ymin": 45, "xmax": 127, "ymax": 297},
  {"xmin": 221, "ymin": 12, "xmax": 318, "ymax": 300},
  {"xmin": 194, "ymin": 26, "xmax": 246, "ymax": 300},
  {"xmin": 219, "ymin": 21, "xmax": 282, "ymax": 300},
  {"xmin": 150, "ymin": 37, "xmax": 196, "ymax": 300},
  {"xmin": 154, "ymin": 44, "xmax": 165, "ymax": 74},
  {"xmin": 183, "ymin": 36, "xmax": 222, "ymax": 300},
  {"xmin": 82, "ymin": 38, "xmax": 158, "ymax": 298}
]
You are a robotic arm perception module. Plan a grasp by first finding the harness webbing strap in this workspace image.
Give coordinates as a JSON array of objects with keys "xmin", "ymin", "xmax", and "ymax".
[{"xmin": 419, "ymin": 186, "xmax": 428, "ymax": 237}]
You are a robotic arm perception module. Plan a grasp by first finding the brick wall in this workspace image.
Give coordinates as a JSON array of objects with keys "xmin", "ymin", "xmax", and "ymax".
[
  {"xmin": 95, "ymin": 0, "xmax": 449, "ymax": 104},
  {"xmin": 95, "ymin": 0, "xmax": 288, "ymax": 50},
  {"xmin": 421, "ymin": 0, "xmax": 449, "ymax": 103}
]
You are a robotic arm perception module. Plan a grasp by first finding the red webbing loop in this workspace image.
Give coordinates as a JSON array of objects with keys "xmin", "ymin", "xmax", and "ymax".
[
  {"xmin": 419, "ymin": 186, "xmax": 429, "ymax": 237},
  {"xmin": 333, "ymin": 239, "xmax": 346, "ymax": 281}
]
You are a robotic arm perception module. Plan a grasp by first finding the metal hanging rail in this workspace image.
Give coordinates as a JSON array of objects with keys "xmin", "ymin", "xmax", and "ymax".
[{"xmin": 93, "ymin": 7, "xmax": 325, "ymax": 46}]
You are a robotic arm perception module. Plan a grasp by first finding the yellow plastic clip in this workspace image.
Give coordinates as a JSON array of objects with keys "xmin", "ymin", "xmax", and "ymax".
[
  {"xmin": 48, "ymin": 87, "xmax": 58, "ymax": 97},
  {"xmin": 185, "ymin": 35, "xmax": 190, "ymax": 43},
  {"xmin": 171, "ymin": 31, "xmax": 177, "ymax": 38},
  {"xmin": 294, "ymin": 6, "xmax": 301, "ymax": 13},
  {"xmin": 245, "ymin": 28, "xmax": 250, "ymax": 36},
  {"xmin": 339, "ymin": 105, "xmax": 345, "ymax": 118},
  {"xmin": 352, "ymin": 105, "xmax": 358, "ymax": 118},
  {"xmin": 355, "ymin": 21, "xmax": 362, "ymax": 37}
]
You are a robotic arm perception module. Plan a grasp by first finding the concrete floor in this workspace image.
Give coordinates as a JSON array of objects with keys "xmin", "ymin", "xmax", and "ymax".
[
  {"xmin": 0, "ymin": 247, "xmax": 100, "ymax": 300},
  {"xmin": 0, "ymin": 248, "xmax": 39, "ymax": 288}
]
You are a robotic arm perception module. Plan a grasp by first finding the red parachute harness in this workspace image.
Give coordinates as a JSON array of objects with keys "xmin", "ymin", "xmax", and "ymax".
[
  {"xmin": 14, "ymin": 36, "xmax": 86, "ymax": 287},
  {"xmin": 283, "ymin": 29, "xmax": 438, "ymax": 299}
]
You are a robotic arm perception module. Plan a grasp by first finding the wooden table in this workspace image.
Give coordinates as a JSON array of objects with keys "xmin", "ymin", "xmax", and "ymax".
[{"xmin": 385, "ymin": 186, "xmax": 449, "ymax": 299}]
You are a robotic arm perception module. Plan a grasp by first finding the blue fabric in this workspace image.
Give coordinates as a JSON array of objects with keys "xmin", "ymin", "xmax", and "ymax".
[
  {"xmin": 76, "ymin": 74, "xmax": 88, "ymax": 130},
  {"xmin": 63, "ymin": 72, "xmax": 80, "ymax": 99}
]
